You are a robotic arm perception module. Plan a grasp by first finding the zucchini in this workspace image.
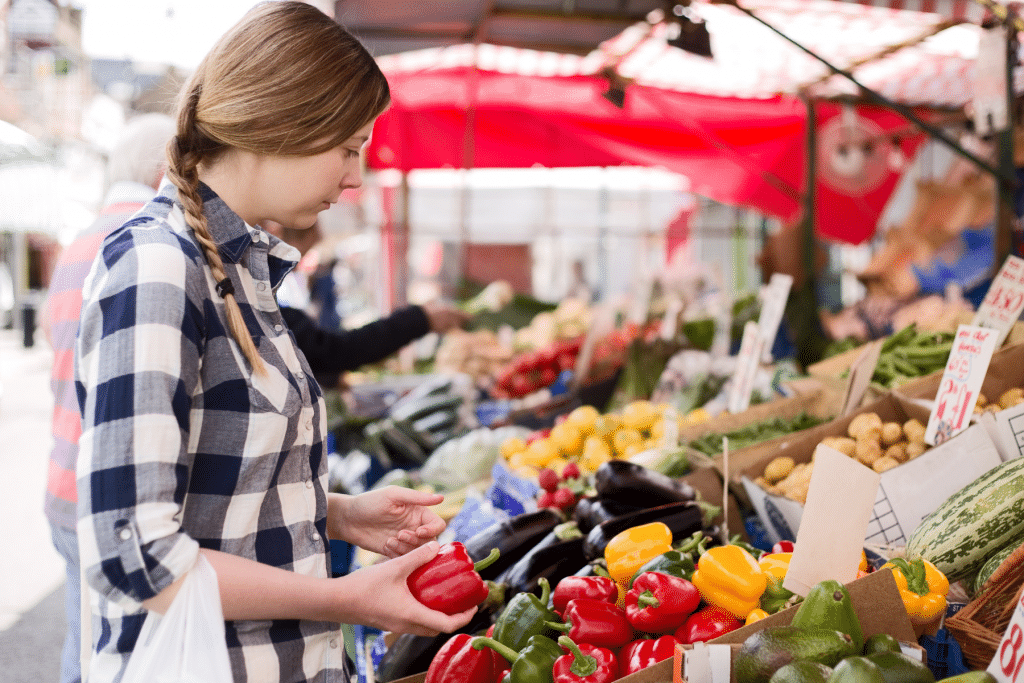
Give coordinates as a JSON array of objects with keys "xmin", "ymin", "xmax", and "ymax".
[
  {"xmin": 390, "ymin": 392, "xmax": 463, "ymax": 423},
  {"xmin": 972, "ymin": 536, "xmax": 1023, "ymax": 594},
  {"xmin": 378, "ymin": 418, "xmax": 428, "ymax": 465},
  {"xmin": 906, "ymin": 457, "xmax": 1024, "ymax": 581}
]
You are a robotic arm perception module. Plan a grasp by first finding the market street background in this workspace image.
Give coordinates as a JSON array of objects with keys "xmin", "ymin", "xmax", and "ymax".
[{"xmin": 0, "ymin": 325, "xmax": 66, "ymax": 682}]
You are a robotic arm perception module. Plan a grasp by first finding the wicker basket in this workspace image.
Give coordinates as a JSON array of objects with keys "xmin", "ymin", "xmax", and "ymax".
[{"xmin": 946, "ymin": 542, "xmax": 1024, "ymax": 669}]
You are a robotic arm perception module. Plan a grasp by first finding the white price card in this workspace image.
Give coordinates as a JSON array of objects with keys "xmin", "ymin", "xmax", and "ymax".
[
  {"xmin": 925, "ymin": 325, "xmax": 999, "ymax": 445},
  {"xmin": 841, "ymin": 339, "xmax": 884, "ymax": 416},
  {"xmin": 757, "ymin": 273, "xmax": 794, "ymax": 363},
  {"xmin": 973, "ymin": 255, "xmax": 1024, "ymax": 347},
  {"xmin": 683, "ymin": 643, "xmax": 732, "ymax": 683},
  {"xmin": 728, "ymin": 321, "xmax": 763, "ymax": 414},
  {"xmin": 988, "ymin": 587, "xmax": 1024, "ymax": 683}
]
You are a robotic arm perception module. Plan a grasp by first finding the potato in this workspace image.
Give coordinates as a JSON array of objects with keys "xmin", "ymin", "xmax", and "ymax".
[
  {"xmin": 905, "ymin": 441, "xmax": 928, "ymax": 460},
  {"xmin": 884, "ymin": 442, "xmax": 908, "ymax": 463},
  {"xmin": 880, "ymin": 422, "xmax": 903, "ymax": 446},
  {"xmin": 903, "ymin": 419, "xmax": 926, "ymax": 444},
  {"xmin": 855, "ymin": 438, "xmax": 883, "ymax": 466},
  {"xmin": 821, "ymin": 436, "xmax": 857, "ymax": 458},
  {"xmin": 848, "ymin": 412, "xmax": 883, "ymax": 441},
  {"xmin": 977, "ymin": 393, "xmax": 988, "ymax": 408},
  {"xmin": 999, "ymin": 388, "xmax": 1024, "ymax": 410},
  {"xmin": 764, "ymin": 456, "xmax": 796, "ymax": 484},
  {"xmin": 872, "ymin": 456, "xmax": 900, "ymax": 473}
]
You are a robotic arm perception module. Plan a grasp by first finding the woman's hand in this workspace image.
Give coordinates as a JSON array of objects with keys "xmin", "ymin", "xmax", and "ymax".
[
  {"xmin": 333, "ymin": 541, "xmax": 477, "ymax": 636},
  {"xmin": 328, "ymin": 486, "xmax": 446, "ymax": 557}
]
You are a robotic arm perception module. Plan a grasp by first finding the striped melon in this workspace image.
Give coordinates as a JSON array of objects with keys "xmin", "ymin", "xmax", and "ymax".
[
  {"xmin": 972, "ymin": 536, "xmax": 1023, "ymax": 594},
  {"xmin": 905, "ymin": 456, "xmax": 1024, "ymax": 582}
]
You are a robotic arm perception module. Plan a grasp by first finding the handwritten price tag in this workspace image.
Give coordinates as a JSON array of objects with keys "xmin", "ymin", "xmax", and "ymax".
[
  {"xmin": 925, "ymin": 325, "xmax": 999, "ymax": 445},
  {"xmin": 988, "ymin": 587, "xmax": 1024, "ymax": 683},
  {"xmin": 973, "ymin": 255, "xmax": 1024, "ymax": 347},
  {"xmin": 728, "ymin": 321, "xmax": 763, "ymax": 414}
]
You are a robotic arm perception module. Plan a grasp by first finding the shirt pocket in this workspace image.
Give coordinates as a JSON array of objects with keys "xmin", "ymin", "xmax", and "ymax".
[{"xmin": 247, "ymin": 340, "xmax": 302, "ymax": 417}]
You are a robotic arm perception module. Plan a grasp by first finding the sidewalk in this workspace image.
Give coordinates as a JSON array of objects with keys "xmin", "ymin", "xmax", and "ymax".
[{"xmin": 0, "ymin": 326, "xmax": 66, "ymax": 680}]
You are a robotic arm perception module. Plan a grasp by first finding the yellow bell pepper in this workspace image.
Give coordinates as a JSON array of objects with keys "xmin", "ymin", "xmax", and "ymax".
[
  {"xmin": 758, "ymin": 552, "xmax": 792, "ymax": 580},
  {"xmin": 746, "ymin": 608, "xmax": 770, "ymax": 625},
  {"xmin": 882, "ymin": 558, "xmax": 949, "ymax": 625},
  {"xmin": 691, "ymin": 544, "xmax": 768, "ymax": 618},
  {"xmin": 604, "ymin": 522, "xmax": 674, "ymax": 585}
]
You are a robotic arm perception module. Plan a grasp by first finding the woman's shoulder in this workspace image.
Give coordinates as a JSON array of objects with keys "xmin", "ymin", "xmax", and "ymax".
[{"xmin": 99, "ymin": 195, "xmax": 205, "ymax": 270}]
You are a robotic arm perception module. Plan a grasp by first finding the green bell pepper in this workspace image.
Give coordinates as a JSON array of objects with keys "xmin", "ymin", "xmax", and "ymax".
[
  {"xmin": 473, "ymin": 634, "xmax": 563, "ymax": 683},
  {"xmin": 493, "ymin": 577, "xmax": 560, "ymax": 652},
  {"xmin": 629, "ymin": 549, "xmax": 696, "ymax": 586},
  {"xmin": 760, "ymin": 574, "xmax": 797, "ymax": 614}
]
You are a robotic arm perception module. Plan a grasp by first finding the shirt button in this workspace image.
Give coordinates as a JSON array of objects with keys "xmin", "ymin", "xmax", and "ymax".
[
  {"xmin": 305, "ymin": 480, "xmax": 313, "ymax": 489},
  {"xmin": 257, "ymin": 282, "xmax": 267, "ymax": 291},
  {"xmin": 296, "ymin": 372, "xmax": 304, "ymax": 380},
  {"xmin": 251, "ymin": 232, "xmax": 260, "ymax": 243},
  {"xmin": 119, "ymin": 528, "xmax": 132, "ymax": 541},
  {"xmin": 312, "ymin": 532, "xmax": 321, "ymax": 542},
  {"xmin": 330, "ymin": 639, "xmax": 339, "ymax": 649},
  {"xmin": 274, "ymin": 324, "xmax": 283, "ymax": 332},
  {"xmin": 305, "ymin": 420, "xmax": 313, "ymax": 431}
]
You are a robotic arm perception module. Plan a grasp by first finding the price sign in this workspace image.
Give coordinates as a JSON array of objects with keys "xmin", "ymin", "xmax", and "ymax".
[
  {"xmin": 727, "ymin": 321, "xmax": 763, "ymax": 414},
  {"xmin": 757, "ymin": 273, "xmax": 794, "ymax": 363},
  {"xmin": 973, "ymin": 255, "xmax": 1024, "ymax": 347},
  {"xmin": 988, "ymin": 587, "xmax": 1024, "ymax": 683},
  {"xmin": 925, "ymin": 325, "xmax": 999, "ymax": 445}
]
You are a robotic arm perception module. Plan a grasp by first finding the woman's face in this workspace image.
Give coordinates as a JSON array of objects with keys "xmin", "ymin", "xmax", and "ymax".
[{"xmin": 252, "ymin": 119, "xmax": 375, "ymax": 229}]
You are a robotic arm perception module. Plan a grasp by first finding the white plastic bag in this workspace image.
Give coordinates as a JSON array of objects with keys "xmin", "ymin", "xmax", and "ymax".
[{"xmin": 121, "ymin": 554, "xmax": 233, "ymax": 683}]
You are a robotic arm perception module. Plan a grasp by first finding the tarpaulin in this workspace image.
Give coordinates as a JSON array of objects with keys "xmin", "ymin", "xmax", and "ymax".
[{"xmin": 369, "ymin": 67, "xmax": 926, "ymax": 243}]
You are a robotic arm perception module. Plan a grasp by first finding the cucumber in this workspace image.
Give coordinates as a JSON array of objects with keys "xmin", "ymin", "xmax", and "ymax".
[
  {"xmin": 905, "ymin": 457, "xmax": 1024, "ymax": 582},
  {"xmin": 972, "ymin": 536, "xmax": 1023, "ymax": 594}
]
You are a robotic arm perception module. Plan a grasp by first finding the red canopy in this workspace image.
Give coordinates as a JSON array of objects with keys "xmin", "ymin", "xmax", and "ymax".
[{"xmin": 370, "ymin": 61, "xmax": 926, "ymax": 244}]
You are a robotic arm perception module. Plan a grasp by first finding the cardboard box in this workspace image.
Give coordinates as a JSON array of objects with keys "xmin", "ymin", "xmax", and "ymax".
[
  {"xmin": 613, "ymin": 568, "xmax": 917, "ymax": 682},
  {"xmin": 737, "ymin": 393, "xmax": 1003, "ymax": 547},
  {"xmin": 895, "ymin": 341, "xmax": 1024, "ymax": 463}
]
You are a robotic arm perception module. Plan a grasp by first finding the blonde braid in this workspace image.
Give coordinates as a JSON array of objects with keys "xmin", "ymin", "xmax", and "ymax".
[{"xmin": 166, "ymin": 86, "xmax": 265, "ymax": 375}]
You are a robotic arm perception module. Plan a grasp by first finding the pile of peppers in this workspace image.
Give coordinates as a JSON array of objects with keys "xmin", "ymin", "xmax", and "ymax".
[{"xmin": 420, "ymin": 529, "xmax": 813, "ymax": 683}]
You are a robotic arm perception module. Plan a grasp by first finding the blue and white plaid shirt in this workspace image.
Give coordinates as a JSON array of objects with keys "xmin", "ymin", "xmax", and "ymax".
[{"xmin": 76, "ymin": 180, "xmax": 347, "ymax": 682}]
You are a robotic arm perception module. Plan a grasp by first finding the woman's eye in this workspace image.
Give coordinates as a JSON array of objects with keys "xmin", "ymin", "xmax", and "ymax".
[{"xmin": 345, "ymin": 149, "xmax": 360, "ymax": 159}]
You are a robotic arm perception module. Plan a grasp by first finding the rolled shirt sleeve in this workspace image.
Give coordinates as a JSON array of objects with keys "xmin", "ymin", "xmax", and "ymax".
[{"xmin": 76, "ymin": 223, "xmax": 205, "ymax": 609}]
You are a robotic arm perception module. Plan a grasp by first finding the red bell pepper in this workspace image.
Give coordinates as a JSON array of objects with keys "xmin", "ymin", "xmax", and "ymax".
[
  {"xmin": 407, "ymin": 542, "xmax": 500, "ymax": 615},
  {"xmin": 546, "ymin": 598, "xmax": 633, "ymax": 649},
  {"xmin": 625, "ymin": 572, "xmax": 700, "ymax": 634},
  {"xmin": 619, "ymin": 635, "xmax": 678, "ymax": 675},
  {"xmin": 552, "ymin": 576, "xmax": 619, "ymax": 614},
  {"xmin": 426, "ymin": 633, "xmax": 506, "ymax": 683},
  {"xmin": 553, "ymin": 635, "xmax": 619, "ymax": 683},
  {"xmin": 674, "ymin": 604, "xmax": 743, "ymax": 644},
  {"xmin": 770, "ymin": 541, "xmax": 795, "ymax": 554}
]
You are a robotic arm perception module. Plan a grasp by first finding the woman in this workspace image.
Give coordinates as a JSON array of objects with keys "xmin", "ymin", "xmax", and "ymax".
[{"xmin": 74, "ymin": 4, "xmax": 475, "ymax": 682}]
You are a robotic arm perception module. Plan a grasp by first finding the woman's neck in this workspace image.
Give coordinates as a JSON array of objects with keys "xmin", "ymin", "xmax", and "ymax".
[{"xmin": 198, "ymin": 151, "xmax": 262, "ymax": 227}]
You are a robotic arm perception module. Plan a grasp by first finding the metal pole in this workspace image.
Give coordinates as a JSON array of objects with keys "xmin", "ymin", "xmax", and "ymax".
[
  {"xmin": 995, "ymin": 12, "xmax": 1019, "ymax": 261},
  {"xmin": 736, "ymin": 5, "xmax": 1015, "ymax": 191},
  {"xmin": 803, "ymin": 97, "xmax": 817, "ymax": 291}
]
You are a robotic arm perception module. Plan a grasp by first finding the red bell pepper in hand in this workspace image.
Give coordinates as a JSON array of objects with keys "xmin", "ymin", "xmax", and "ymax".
[
  {"xmin": 619, "ymin": 635, "xmax": 678, "ymax": 675},
  {"xmin": 552, "ymin": 576, "xmax": 619, "ymax": 614},
  {"xmin": 674, "ymin": 604, "xmax": 743, "ymax": 644},
  {"xmin": 426, "ymin": 633, "xmax": 506, "ymax": 683},
  {"xmin": 553, "ymin": 635, "xmax": 619, "ymax": 683},
  {"xmin": 625, "ymin": 572, "xmax": 700, "ymax": 633},
  {"xmin": 546, "ymin": 598, "xmax": 633, "ymax": 649},
  {"xmin": 407, "ymin": 542, "xmax": 501, "ymax": 615}
]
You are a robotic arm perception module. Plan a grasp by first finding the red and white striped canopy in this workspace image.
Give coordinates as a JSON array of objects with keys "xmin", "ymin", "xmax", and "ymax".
[{"xmin": 378, "ymin": 0, "xmax": 1017, "ymax": 109}]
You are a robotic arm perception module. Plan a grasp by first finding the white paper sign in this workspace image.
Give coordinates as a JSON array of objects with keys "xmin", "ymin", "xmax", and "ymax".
[
  {"xmin": 757, "ymin": 273, "xmax": 794, "ymax": 363},
  {"xmin": 784, "ymin": 445, "xmax": 880, "ymax": 596},
  {"xmin": 728, "ymin": 321, "xmax": 763, "ymax": 414},
  {"xmin": 974, "ymin": 24, "xmax": 1010, "ymax": 136},
  {"xmin": 683, "ymin": 643, "xmax": 732, "ymax": 683},
  {"xmin": 988, "ymin": 586, "xmax": 1024, "ymax": 683},
  {"xmin": 925, "ymin": 325, "xmax": 999, "ymax": 445},
  {"xmin": 973, "ymin": 255, "xmax": 1024, "ymax": 347},
  {"xmin": 841, "ymin": 339, "xmax": 884, "ymax": 416}
]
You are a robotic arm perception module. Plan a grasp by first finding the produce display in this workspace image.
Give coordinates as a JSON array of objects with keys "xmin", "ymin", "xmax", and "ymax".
[
  {"xmin": 686, "ymin": 412, "xmax": 829, "ymax": 458},
  {"xmin": 756, "ymin": 412, "xmax": 933, "ymax": 504},
  {"xmin": 869, "ymin": 324, "xmax": 955, "ymax": 388}
]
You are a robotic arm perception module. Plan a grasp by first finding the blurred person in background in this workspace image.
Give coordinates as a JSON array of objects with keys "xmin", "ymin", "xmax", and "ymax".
[
  {"xmin": 40, "ymin": 112, "xmax": 177, "ymax": 683},
  {"xmin": 264, "ymin": 219, "xmax": 469, "ymax": 388}
]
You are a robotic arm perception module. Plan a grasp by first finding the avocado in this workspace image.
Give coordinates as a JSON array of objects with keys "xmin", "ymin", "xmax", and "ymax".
[
  {"xmin": 791, "ymin": 580, "xmax": 865, "ymax": 652},
  {"xmin": 862, "ymin": 634, "xmax": 901, "ymax": 656},
  {"xmin": 935, "ymin": 673, "xmax": 997, "ymax": 683},
  {"xmin": 826, "ymin": 657, "xmax": 886, "ymax": 683},
  {"xmin": 865, "ymin": 651, "xmax": 935, "ymax": 683},
  {"xmin": 769, "ymin": 661, "xmax": 835, "ymax": 683},
  {"xmin": 734, "ymin": 626, "xmax": 859, "ymax": 683}
]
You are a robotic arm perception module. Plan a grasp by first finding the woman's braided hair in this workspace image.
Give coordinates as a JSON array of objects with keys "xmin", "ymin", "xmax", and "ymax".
[{"xmin": 165, "ymin": 1, "xmax": 390, "ymax": 373}]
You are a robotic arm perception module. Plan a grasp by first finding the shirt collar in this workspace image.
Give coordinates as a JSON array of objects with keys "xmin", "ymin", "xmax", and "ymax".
[{"xmin": 158, "ymin": 178, "xmax": 263, "ymax": 266}]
